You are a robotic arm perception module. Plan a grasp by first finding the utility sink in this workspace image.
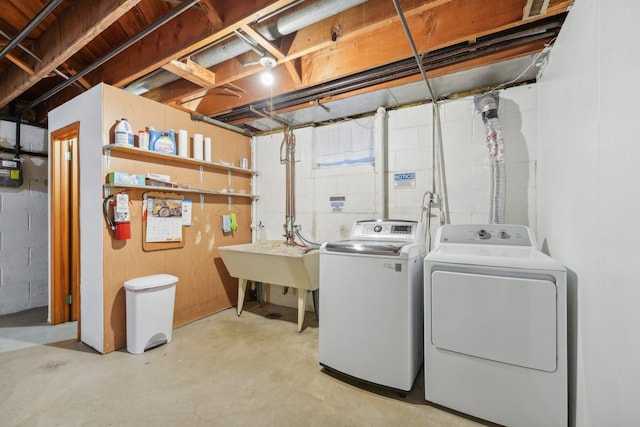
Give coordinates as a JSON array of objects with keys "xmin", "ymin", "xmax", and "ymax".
[{"xmin": 218, "ymin": 241, "xmax": 319, "ymax": 332}]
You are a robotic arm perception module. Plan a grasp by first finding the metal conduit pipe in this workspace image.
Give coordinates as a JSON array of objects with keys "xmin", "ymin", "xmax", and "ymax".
[
  {"xmin": 19, "ymin": 0, "xmax": 200, "ymax": 114},
  {"xmin": 190, "ymin": 113, "xmax": 252, "ymax": 136},
  {"xmin": 392, "ymin": 0, "xmax": 449, "ymax": 225},
  {"xmin": 215, "ymin": 17, "xmax": 564, "ymax": 123},
  {"xmin": 280, "ymin": 127, "xmax": 297, "ymax": 246},
  {"xmin": 126, "ymin": 0, "xmax": 367, "ymax": 95},
  {"xmin": 0, "ymin": 28, "xmax": 84, "ymax": 91},
  {"xmin": 0, "ymin": 0, "xmax": 62, "ymax": 64}
]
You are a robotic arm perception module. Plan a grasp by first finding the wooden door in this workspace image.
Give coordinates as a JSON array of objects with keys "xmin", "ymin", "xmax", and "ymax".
[{"xmin": 50, "ymin": 122, "xmax": 80, "ymax": 326}]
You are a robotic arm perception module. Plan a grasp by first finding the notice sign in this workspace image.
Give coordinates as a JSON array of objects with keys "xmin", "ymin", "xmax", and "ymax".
[
  {"xmin": 330, "ymin": 195, "xmax": 346, "ymax": 213},
  {"xmin": 394, "ymin": 172, "xmax": 416, "ymax": 189}
]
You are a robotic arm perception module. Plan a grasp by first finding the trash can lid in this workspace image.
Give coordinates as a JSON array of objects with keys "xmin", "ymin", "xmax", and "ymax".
[{"xmin": 124, "ymin": 274, "xmax": 178, "ymax": 291}]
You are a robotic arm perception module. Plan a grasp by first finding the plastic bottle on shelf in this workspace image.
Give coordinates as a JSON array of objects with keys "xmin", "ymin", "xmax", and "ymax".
[
  {"xmin": 138, "ymin": 130, "xmax": 149, "ymax": 149},
  {"xmin": 114, "ymin": 118, "xmax": 134, "ymax": 146}
]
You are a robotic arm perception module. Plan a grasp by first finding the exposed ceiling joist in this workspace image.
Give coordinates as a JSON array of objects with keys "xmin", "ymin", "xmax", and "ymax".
[
  {"xmin": 0, "ymin": 0, "xmax": 140, "ymax": 110},
  {"xmin": 0, "ymin": 0, "xmax": 574, "ymax": 128},
  {"xmin": 101, "ymin": 0, "xmax": 301, "ymax": 89},
  {"xmin": 4, "ymin": 51, "xmax": 35, "ymax": 75},
  {"xmin": 162, "ymin": 58, "xmax": 217, "ymax": 88},
  {"xmin": 197, "ymin": 0, "xmax": 224, "ymax": 30}
]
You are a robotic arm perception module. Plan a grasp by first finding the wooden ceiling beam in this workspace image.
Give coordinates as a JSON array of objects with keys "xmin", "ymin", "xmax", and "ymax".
[
  {"xmin": 92, "ymin": 0, "xmax": 301, "ymax": 88},
  {"xmin": 147, "ymin": 54, "xmax": 266, "ymax": 106},
  {"xmin": 183, "ymin": 30, "xmax": 559, "ymax": 119},
  {"xmin": 240, "ymin": 24, "xmax": 286, "ymax": 60},
  {"xmin": 217, "ymin": 37, "xmax": 553, "ymax": 125},
  {"xmin": 198, "ymin": 0, "xmax": 224, "ymax": 30},
  {"xmin": 162, "ymin": 58, "xmax": 217, "ymax": 88},
  {"xmin": 5, "ymin": 52, "xmax": 35, "ymax": 75},
  {"xmin": 144, "ymin": 0, "xmax": 443, "ymax": 105},
  {"xmin": 240, "ymin": 23, "xmax": 301, "ymax": 84},
  {"xmin": 146, "ymin": 0, "xmax": 564, "ymax": 113},
  {"xmin": 0, "ymin": 0, "xmax": 140, "ymax": 110},
  {"xmin": 287, "ymin": 0, "xmax": 568, "ymax": 69},
  {"xmin": 283, "ymin": 0, "xmax": 453, "ymax": 61}
]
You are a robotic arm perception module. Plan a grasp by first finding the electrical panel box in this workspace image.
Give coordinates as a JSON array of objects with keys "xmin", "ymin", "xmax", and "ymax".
[{"xmin": 0, "ymin": 158, "xmax": 23, "ymax": 187}]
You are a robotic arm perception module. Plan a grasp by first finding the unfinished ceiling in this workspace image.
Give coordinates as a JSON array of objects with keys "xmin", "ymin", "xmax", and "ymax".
[{"xmin": 0, "ymin": 0, "xmax": 572, "ymax": 133}]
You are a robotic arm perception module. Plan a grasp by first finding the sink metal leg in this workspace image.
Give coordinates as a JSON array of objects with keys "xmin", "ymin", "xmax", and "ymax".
[
  {"xmin": 237, "ymin": 278, "xmax": 248, "ymax": 316},
  {"xmin": 312, "ymin": 289, "xmax": 319, "ymax": 320},
  {"xmin": 297, "ymin": 290, "xmax": 307, "ymax": 333},
  {"xmin": 256, "ymin": 282, "xmax": 263, "ymax": 305}
]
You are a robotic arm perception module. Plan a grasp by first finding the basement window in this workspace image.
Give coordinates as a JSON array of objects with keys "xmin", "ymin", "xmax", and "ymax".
[{"xmin": 312, "ymin": 120, "xmax": 374, "ymax": 168}]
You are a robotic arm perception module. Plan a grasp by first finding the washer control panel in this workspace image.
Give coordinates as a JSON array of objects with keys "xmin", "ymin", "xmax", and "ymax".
[
  {"xmin": 352, "ymin": 220, "xmax": 424, "ymax": 242},
  {"xmin": 437, "ymin": 224, "xmax": 533, "ymax": 247}
]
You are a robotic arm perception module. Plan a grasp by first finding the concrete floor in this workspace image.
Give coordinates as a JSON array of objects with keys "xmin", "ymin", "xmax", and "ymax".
[{"xmin": 0, "ymin": 303, "xmax": 487, "ymax": 426}]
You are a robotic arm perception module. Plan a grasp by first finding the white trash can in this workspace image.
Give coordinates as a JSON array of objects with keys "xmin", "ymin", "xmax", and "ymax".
[{"xmin": 124, "ymin": 274, "xmax": 178, "ymax": 354}]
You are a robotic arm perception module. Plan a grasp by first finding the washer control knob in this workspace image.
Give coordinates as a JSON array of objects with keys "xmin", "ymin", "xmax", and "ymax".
[
  {"xmin": 499, "ymin": 231, "xmax": 510, "ymax": 239},
  {"xmin": 476, "ymin": 229, "xmax": 490, "ymax": 240},
  {"xmin": 373, "ymin": 225, "xmax": 382, "ymax": 233}
]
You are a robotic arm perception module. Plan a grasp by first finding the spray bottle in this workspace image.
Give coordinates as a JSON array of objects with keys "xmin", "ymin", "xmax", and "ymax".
[{"xmin": 258, "ymin": 221, "xmax": 267, "ymax": 243}]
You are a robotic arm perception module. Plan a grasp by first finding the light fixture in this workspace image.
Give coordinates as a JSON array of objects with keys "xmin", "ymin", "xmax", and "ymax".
[{"xmin": 259, "ymin": 56, "xmax": 276, "ymax": 86}]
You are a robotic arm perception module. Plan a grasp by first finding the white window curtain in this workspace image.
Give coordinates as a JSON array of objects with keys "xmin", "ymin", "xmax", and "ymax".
[{"xmin": 312, "ymin": 120, "xmax": 375, "ymax": 168}]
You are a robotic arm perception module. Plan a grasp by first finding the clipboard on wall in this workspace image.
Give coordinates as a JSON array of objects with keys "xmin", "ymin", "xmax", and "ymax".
[{"xmin": 142, "ymin": 192, "xmax": 185, "ymax": 251}]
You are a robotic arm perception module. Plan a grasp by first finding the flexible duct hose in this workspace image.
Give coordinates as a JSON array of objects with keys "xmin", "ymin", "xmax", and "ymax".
[{"xmin": 476, "ymin": 93, "xmax": 506, "ymax": 224}]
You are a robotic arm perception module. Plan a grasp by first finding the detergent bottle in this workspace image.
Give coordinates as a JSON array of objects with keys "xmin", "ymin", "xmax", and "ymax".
[
  {"xmin": 114, "ymin": 118, "xmax": 134, "ymax": 146},
  {"xmin": 149, "ymin": 127, "xmax": 176, "ymax": 154}
]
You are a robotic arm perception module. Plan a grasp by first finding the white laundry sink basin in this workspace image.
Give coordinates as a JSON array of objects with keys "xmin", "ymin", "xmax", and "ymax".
[
  {"xmin": 218, "ymin": 241, "xmax": 320, "ymax": 332},
  {"xmin": 218, "ymin": 241, "xmax": 319, "ymax": 290}
]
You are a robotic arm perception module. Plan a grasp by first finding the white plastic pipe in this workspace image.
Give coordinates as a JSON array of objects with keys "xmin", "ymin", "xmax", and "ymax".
[{"xmin": 374, "ymin": 107, "xmax": 388, "ymax": 219}]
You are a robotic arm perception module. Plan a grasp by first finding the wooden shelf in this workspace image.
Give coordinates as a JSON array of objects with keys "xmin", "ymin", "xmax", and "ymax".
[
  {"xmin": 103, "ymin": 144, "xmax": 257, "ymax": 175},
  {"xmin": 104, "ymin": 184, "xmax": 257, "ymax": 199}
]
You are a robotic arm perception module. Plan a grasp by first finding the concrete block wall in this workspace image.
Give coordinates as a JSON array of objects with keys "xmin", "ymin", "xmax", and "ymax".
[
  {"xmin": 254, "ymin": 84, "xmax": 538, "ymax": 309},
  {"xmin": 386, "ymin": 85, "xmax": 538, "ymax": 227},
  {"xmin": 0, "ymin": 121, "xmax": 48, "ymax": 315}
]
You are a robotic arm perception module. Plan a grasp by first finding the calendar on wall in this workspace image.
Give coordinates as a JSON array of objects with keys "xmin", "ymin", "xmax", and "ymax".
[{"xmin": 142, "ymin": 192, "xmax": 185, "ymax": 251}]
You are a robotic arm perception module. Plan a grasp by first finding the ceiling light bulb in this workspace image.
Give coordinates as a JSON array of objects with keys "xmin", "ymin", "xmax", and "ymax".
[
  {"xmin": 260, "ymin": 70, "xmax": 274, "ymax": 86},
  {"xmin": 258, "ymin": 56, "xmax": 276, "ymax": 86}
]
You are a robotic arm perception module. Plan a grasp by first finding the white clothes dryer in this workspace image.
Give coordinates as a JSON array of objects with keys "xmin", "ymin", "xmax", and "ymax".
[
  {"xmin": 319, "ymin": 219, "xmax": 426, "ymax": 391},
  {"xmin": 424, "ymin": 224, "xmax": 567, "ymax": 427}
]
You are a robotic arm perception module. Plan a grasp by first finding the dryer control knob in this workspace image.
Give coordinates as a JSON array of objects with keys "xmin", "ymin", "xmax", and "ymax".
[
  {"xmin": 476, "ymin": 229, "xmax": 490, "ymax": 240},
  {"xmin": 499, "ymin": 231, "xmax": 510, "ymax": 239},
  {"xmin": 374, "ymin": 225, "xmax": 382, "ymax": 233}
]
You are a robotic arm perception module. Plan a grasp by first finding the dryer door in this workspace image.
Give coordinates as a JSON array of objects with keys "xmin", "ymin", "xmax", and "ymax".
[{"xmin": 431, "ymin": 271, "xmax": 557, "ymax": 372}]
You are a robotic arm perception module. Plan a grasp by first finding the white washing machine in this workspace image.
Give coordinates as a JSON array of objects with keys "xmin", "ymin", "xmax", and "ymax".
[
  {"xmin": 319, "ymin": 219, "xmax": 426, "ymax": 391},
  {"xmin": 424, "ymin": 224, "xmax": 567, "ymax": 427}
]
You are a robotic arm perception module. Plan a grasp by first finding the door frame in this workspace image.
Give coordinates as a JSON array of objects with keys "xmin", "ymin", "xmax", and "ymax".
[{"xmin": 50, "ymin": 122, "xmax": 80, "ymax": 326}]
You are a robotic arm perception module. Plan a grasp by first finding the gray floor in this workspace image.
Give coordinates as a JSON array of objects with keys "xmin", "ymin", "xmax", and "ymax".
[{"xmin": 0, "ymin": 303, "xmax": 486, "ymax": 426}]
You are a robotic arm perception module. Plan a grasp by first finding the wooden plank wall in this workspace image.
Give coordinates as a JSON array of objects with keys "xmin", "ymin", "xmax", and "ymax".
[{"xmin": 101, "ymin": 85, "xmax": 251, "ymax": 352}]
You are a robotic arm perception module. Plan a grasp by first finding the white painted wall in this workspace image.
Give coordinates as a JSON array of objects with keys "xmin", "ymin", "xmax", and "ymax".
[
  {"xmin": 537, "ymin": 0, "xmax": 639, "ymax": 425},
  {"xmin": 0, "ymin": 121, "xmax": 48, "ymax": 315},
  {"xmin": 254, "ymin": 84, "xmax": 538, "ymax": 309},
  {"xmin": 48, "ymin": 84, "xmax": 105, "ymax": 352}
]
